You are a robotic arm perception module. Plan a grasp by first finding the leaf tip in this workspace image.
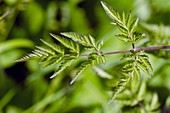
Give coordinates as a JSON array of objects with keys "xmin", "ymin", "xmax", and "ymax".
[
  {"xmin": 50, "ymin": 72, "xmax": 59, "ymax": 79},
  {"xmin": 108, "ymin": 98, "xmax": 114, "ymax": 104},
  {"xmin": 100, "ymin": 1, "xmax": 107, "ymax": 9},
  {"xmin": 50, "ymin": 75, "xmax": 54, "ymax": 79},
  {"xmin": 70, "ymin": 80, "xmax": 74, "ymax": 85},
  {"xmin": 100, "ymin": 1, "xmax": 104, "ymax": 5},
  {"xmin": 50, "ymin": 33, "xmax": 56, "ymax": 38}
]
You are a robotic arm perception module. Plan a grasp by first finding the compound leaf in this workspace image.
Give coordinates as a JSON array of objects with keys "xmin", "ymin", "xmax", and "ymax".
[
  {"xmin": 35, "ymin": 46, "xmax": 55, "ymax": 55},
  {"xmin": 122, "ymin": 11, "xmax": 126, "ymax": 24},
  {"xmin": 101, "ymin": 1, "xmax": 123, "ymax": 25},
  {"xmin": 70, "ymin": 61, "xmax": 91, "ymax": 84},
  {"xmin": 109, "ymin": 77, "xmax": 129, "ymax": 104},
  {"xmin": 138, "ymin": 54, "xmax": 153, "ymax": 76},
  {"xmin": 41, "ymin": 54, "xmax": 64, "ymax": 69},
  {"xmin": 96, "ymin": 40, "xmax": 104, "ymax": 51},
  {"xmin": 50, "ymin": 33, "xmax": 79, "ymax": 53},
  {"xmin": 15, "ymin": 53, "xmax": 39, "ymax": 62},
  {"xmin": 116, "ymin": 23, "xmax": 128, "ymax": 34},
  {"xmin": 115, "ymin": 34, "xmax": 131, "ymax": 42},
  {"xmin": 134, "ymin": 65, "xmax": 140, "ymax": 79},
  {"xmin": 129, "ymin": 18, "xmax": 139, "ymax": 33},
  {"xmin": 40, "ymin": 39, "xmax": 64, "ymax": 54},
  {"xmin": 50, "ymin": 57, "xmax": 76, "ymax": 78},
  {"xmin": 61, "ymin": 32, "xmax": 98, "ymax": 51},
  {"xmin": 126, "ymin": 10, "xmax": 132, "ymax": 28},
  {"xmin": 70, "ymin": 52, "xmax": 105, "ymax": 84}
]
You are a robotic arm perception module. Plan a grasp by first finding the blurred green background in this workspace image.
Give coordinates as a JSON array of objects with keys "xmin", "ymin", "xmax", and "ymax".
[{"xmin": 0, "ymin": 0, "xmax": 170, "ymax": 112}]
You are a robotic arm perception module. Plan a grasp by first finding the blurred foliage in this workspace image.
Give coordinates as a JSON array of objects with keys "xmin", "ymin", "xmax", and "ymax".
[{"xmin": 0, "ymin": 0, "xmax": 170, "ymax": 113}]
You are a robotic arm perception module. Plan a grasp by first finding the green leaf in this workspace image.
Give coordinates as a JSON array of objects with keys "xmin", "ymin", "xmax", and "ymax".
[
  {"xmin": 0, "ymin": 89, "xmax": 16, "ymax": 110},
  {"xmin": 115, "ymin": 34, "xmax": 131, "ymax": 42},
  {"xmin": 109, "ymin": 77, "xmax": 129, "ymax": 104},
  {"xmin": 150, "ymin": 93, "xmax": 160, "ymax": 111},
  {"xmin": 61, "ymin": 32, "xmax": 97, "ymax": 50},
  {"xmin": 116, "ymin": 23, "xmax": 128, "ymax": 34},
  {"xmin": 136, "ymin": 60, "xmax": 150, "ymax": 76},
  {"xmin": 25, "ymin": 2, "xmax": 44, "ymax": 34},
  {"xmin": 35, "ymin": 46, "xmax": 55, "ymax": 55},
  {"xmin": 101, "ymin": 1, "xmax": 123, "ymax": 25},
  {"xmin": 0, "ymin": 39, "xmax": 34, "ymax": 54},
  {"xmin": 126, "ymin": 10, "xmax": 132, "ymax": 28},
  {"xmin": 40, "ymin": 39, "xmax": 64, "ymax": 54},
  {"xmin": 96, "ymin": 40, "xmax": 104, "ymax": 51},
  {"xmin": 100, "ymin": 55, "xmax": 106, "ymax": 64},
  {"xmin": 121, "ymin": 61, "xmax": 134, "ymax": 77},
  {"xmin": 121, "ymin": 54, "xmax": 134, "ymax": 60},
  {"xmin": 50, "ymin": 57, "xmax": 76, "ymax": 78},
  {"xmin": 33, "ymin": 49, "xmax": 48, "ymax": 56},
  {"xmin": 138, "ymin": 54, "xmax": 153, "ymax": 76},
  {"xmin": 70, "ymin": 52, "xmax": 105, "ymax": 84},
  {"xmin": 41, "ymin": 54, "xmax": 64, "ymax": 69},
  {"xmin": 15, "ymin": 53, "xmax": 39, "ymax": 62},
  {"xmin": 133, "ymin": 32, "xmax": 145, "ymax": 42},
  {"xmin": 122, "ymin": 11, "xmax": 126, "ymax": 24},
  {"xmin": 129, "ymin": 18, "xmax": 139, "ymax": 33},
  {"xmin": 70, "ymin": 61, "xmax": 91, "ymax": 84},
  {"xmin": 50, "ymin": 33, "xmax": 79, "ymax": 53},
  {"xmin": 88, "ymin": 35, "xmax": 96, "ymax": 48},
  {"xmin": 134, "ymin": 65, "xmax": 140, "ymax": 79}
]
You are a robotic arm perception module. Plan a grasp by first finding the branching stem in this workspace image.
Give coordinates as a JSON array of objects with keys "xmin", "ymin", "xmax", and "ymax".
[{"xmin": 79, "ymin": 46, "xmax": 170, "ymax": 56}]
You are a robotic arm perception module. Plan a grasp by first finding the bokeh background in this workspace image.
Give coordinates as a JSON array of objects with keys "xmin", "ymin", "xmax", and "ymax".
[{"xmin": 0, "ymin": 0, "xmax": 170, "ymax": 112}]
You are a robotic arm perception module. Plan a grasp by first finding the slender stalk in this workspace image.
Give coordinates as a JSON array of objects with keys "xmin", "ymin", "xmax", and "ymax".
[{"xmin": 79, "ymin": 46, "xmax": 170, "ymax": 56}]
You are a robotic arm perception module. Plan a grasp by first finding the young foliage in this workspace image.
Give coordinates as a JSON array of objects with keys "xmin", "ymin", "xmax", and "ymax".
[
  {"xmin": 101, "ymin": 1, "xmax": 144, "ymax": 45},
  {"xmin": 121, "ymin": 52, "xmax": 153, "ymax": 78},
  {"xmin": 101, "ymin": 1, "xmax": 153, "ymax": 102},
  {"xmin": 16, "ymin": 32, "xmax": 105, "ymax": 83},
  {"xmin": 50, "ymin": 33, "xmax": 80, "ymax": 53},
  {"xmin": 108, "ymin": 77, "xmax": 130, "ymax": 104},
  {"xmin": 109, "ymin": 51, "xmax": 153, "ymax": 103},
  {"xmin": 70, "ymin": 52, "xmax": 105, "ymax": 84},
  {"xmin": 15, "ymin": 1, "xmax": 169, "ymax": 106},
  {"xmin": 61, "ymin": 32, "xmax": 98, "ymax": 51}
]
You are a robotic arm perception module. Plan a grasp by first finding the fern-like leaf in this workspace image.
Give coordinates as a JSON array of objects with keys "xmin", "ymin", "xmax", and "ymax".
[
  {"xmin": 137, "ymin": 54, "xmax": 153, "ymax": 77},
  {"xmin": 70, "ymin": 52, "xmax": 105, "ymax": 84},
  {"xmin": 41, "ymin": 54, "xmax": 64, "ymax": 69},
  {"xmin": 121, "ymin": 52, "xmax": 153, "ymax": 81},
  {"xmin": 70, "ymin": 61, "xmax": 91, "ymax": 84},
  {"xmin": 40, "ymin": 39, "xmax": 64, "ymax": 54},
  {"xmin": 112, "ymin": 52, "xmax": 153, "ymax": 101},
  {"xmin": 35, "ymin": 46, "xmax": 55, "ymax": 55},
  {"xmin": 50, "ymin": 33, "xmax": 79, "ymax": 53},
  {"xmin": 101, "ymin": 1, "xmax": 141, "ymax": 44},
  {"xmin": 61, "ymin": 32, "xmax": 98, "ymax": 51},
  {"xmin": 115, "ymin": 34, "xmax": 131, "ymax": 42},
  {"xmin": 126, "ymin": 10, "xmax": 132, "ymax": 28},
  {"xmin": 129, "ymin": 18, "xmax": 139, "ymax": 33},
  {"xmin": 50, "ymin": 57, "xmax": 76, "ymax": 78},
  {"xmin": 15, "ymin": 53, "xmax": 39, "ymax": 62},
  {"xmin": 122, "ymin": 11, "xmax": 126, "ymax": 24},
  {"xmin": 133, "ymin": 31, "xmax": 145, "ymax": 42},
  {"xmin": 109, "ymin": 77, "xmax": 130, "ymax": 104},
  {"xmin": 101, "ymin": 1, "xmax": 123, "ymax": 25},
  {"xmin": 96, "ymin": 40, "xmax": 104, "ymax": 51},
  {"xmin": 15, "ymin": 47, "xmax": 51, "ymax": 62}
]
